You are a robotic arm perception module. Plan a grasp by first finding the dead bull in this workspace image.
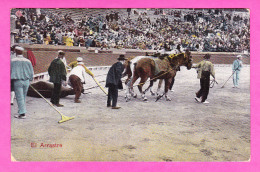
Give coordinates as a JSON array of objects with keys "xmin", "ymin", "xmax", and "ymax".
[{"xmin": 27, "ymin": 81, "xmax": 75, "ymax": 98}]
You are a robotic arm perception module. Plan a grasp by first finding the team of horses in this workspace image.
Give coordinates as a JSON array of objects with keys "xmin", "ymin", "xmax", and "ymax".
[{"xmin": 123, "ymin": 50, "xmax": 193, "ymax": 101}]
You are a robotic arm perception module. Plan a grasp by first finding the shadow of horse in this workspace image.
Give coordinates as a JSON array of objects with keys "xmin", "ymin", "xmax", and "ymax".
[{"xmin": 126, "ymin": 50, "xmax": 192, "ymax": 101}]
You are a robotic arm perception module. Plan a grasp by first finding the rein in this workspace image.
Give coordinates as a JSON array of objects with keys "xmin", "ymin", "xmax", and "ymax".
[
  {"xmin": 132, "ymin": 65, "xmax": 175, "ymax": 88},
  {"xmin": 132, "ymin": 53, "xmax": 188, "ymax": 88}
]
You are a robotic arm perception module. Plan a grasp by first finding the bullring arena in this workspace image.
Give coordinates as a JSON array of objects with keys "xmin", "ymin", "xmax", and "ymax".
[{"xmin": 11, "ymin": 44, "xmax": 250, "ymax": 161}]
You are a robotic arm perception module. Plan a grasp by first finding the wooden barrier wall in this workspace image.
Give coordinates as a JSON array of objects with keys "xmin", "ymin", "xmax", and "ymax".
[{"xmin": 18, "ymin": 44, "xmax": 250, "ymax": 75}]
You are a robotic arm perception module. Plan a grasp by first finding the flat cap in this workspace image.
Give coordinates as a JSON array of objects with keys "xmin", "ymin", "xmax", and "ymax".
[
  {"xmin": 237, "ymin": 55, "xmax": 242, "ymax": 58},
  {"xmin": 77, "ymin": 57, "xmax": 83, "ymax": 62},
  {"xmin": 15, "ymin": 46, "xmax": 24, "ymax": 51}
]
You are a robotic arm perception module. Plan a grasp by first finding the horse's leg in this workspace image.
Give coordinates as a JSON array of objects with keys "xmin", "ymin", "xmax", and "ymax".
[
  {"xmin": 125, "ymin": 77, "xmax": 132, "ymax": 102},
  {"xmin": 138, "ymin": 76, "xmax": 149, "ymax": 101},
  {"xmin": 130, "ymin": 75, "xmax": 139, "ymax": 98},
  {"xmin": 164, "ymin": 78, "xmax": 173, "ymax": 101},
  {"xmin": 149, "ymin": 80, "xmax": 156, "ymax": 96},
  {"xmin": 144, "ymin": 80, "xmax": 154, "ymax": 94},
  {"xmin": 156, "ymin": 79, "xmax": 163, "ymax": 96}
]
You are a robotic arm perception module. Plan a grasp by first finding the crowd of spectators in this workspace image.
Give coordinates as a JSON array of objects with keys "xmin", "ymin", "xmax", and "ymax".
[{"xmin": 10, "ymin": 8, "xmax": 250, "ymax": 53}]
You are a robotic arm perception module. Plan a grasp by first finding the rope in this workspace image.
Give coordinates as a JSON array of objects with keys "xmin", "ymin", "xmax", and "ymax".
[{"xmin": 131, "ymin": 67, "xmax": 175, "ymax": 88}]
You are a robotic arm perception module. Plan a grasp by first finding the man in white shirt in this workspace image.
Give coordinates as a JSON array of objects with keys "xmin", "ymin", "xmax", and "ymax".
[{"xmin": 68, "ymin": 58, "xmax": 89, "ymax": 103}]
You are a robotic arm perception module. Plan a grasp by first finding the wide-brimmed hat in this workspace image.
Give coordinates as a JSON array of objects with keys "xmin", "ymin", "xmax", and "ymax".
[
  {"xmin": 204, "ymin": 54, "xmax": 211, "ymax": 59},
  {"xmin": 117, "ymin": 54, "xmax": 126, "ymax": 61},
  {"xmin": 77, "ymin": 57, "xmax": 83, "ymax": 62}
]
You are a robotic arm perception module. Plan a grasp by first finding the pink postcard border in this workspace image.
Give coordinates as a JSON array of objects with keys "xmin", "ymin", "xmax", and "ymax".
[{"xmin": 1, "ymin": 0, "xmax": 259, "ymax": 171}]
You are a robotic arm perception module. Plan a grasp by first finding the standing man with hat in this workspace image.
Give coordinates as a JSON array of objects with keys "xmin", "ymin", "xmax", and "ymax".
[
  {"xmin": 11, "ymin": 46, "xmax": 34, "ymax": 118},
  {"xmin": 56, "ymin": 50, "xmax": 69, "ymax": 70},
  {"xmin": 48, "ymin": 50, "xmax": 67, "ymax": 107},
  {"xmin": 105, "ymin": 54, "xmax": 126, "ymax": 109},
  {"xmin": 232, "ymin": 55, "xmax": 243, "ymax": 88},
  {"xmin": 68, "ymin": 57, "xmax": 94, "ymax": 103},
  {"xmin": 193, "ymin": 54, "xmax": 215, "ymax": 104}
]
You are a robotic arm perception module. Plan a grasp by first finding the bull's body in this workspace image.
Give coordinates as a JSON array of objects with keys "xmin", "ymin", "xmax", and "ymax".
[{"xmin": 28, "ymin": 81, "xmax": 75, "ymax": 98}]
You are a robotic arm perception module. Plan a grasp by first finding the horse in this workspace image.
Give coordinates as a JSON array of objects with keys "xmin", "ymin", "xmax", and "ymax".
[
  {"xmin": 123, "ymin": 55, "xmax": 159, "ymax": 102},
  {"xmin": 129, "ymin": 50, "xmax": 192, "ymax": 101}
]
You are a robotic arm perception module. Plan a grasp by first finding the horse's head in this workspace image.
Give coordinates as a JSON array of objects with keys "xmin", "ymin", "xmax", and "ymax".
[
  {"xmin": 122, "ymin": 57, "xmax": 134, "ymax": 82},
  {"xmin": 184, "ymin": 49, "xmax": 193, "ymax": 70},
  {"xmin": 123, "ymin": 58, "xmax": 131, "ymax": 74},
  {"xmin": 168, "ymin": 50, "xmax": 192, "ymax": 70}
]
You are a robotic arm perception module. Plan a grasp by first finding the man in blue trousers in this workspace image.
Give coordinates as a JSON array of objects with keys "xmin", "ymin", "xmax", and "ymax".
[
  {"xmin": 11, "ymin": 46, "xmax": 34, "ymax": 119},
  {"xmin": 232, "ymin": 55, "xmax": 243, "ymax": 88}
]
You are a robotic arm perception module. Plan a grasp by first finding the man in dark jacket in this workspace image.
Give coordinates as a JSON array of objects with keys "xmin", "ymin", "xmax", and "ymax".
[
  {"xmin": 48, "ymin": 51, "xmax": 67, "ymax": 107},
  {"xmin": 105, "ymin": 54, "xmax": 126, "ymax": 109}
]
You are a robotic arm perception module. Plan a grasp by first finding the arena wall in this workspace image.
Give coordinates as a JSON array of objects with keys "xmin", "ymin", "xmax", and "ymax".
[{"xmin": 17, "ymin": 44, "xmax": 250, "ymax": 78}]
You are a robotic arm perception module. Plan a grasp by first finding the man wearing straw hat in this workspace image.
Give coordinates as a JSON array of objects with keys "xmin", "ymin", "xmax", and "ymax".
[
  {"xmin": 11, "ymin": 46, "xmax": 34, "ymax": 119},
  {"xmin": 232, "ymin": 55, "xmax": 243, "ymax": 88},
  {"xmin": 105, "ymin": 54, "xmax": 126, "ymax": 109},
  {"xmin": 48, "ymin": 50, "xmax": 67, "ymax": 107},
  {"xmin": 68, "ymin": 57, "xmax": 92, "ymax": 103}
]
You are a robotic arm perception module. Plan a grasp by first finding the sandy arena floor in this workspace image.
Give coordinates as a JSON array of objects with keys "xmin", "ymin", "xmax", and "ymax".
[{"xmin": 11, "ymin": 65, "xmax": 250, "ymax": 161}]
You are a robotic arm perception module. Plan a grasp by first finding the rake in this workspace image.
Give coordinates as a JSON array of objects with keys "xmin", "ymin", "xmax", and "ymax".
[
  {"xmin": 29, "ymin": 85, "xmax": 75, "ymax": 123},
  {"xmin": 221, "ymin": 70, "xmax": 236, "ymax": 88}
]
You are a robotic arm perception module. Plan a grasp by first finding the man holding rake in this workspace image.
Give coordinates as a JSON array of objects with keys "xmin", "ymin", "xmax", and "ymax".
[{"xmin": 232, "ymin": 55, "xmax": 243, "ymax": 88}]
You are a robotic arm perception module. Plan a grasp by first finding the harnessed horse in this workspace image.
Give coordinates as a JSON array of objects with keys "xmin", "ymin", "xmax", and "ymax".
[{"xmin": 126, "ymin": 50, "xmax": 192, "ymax": 101}]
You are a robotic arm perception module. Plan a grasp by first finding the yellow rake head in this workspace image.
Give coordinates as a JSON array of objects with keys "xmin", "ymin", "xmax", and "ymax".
[{"xmin": 58, "ymin": 115, "xmax": 75, "ymax": 124}]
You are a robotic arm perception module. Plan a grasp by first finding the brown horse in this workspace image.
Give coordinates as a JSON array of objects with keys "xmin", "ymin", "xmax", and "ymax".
[
  {"xmin": 129, "ymin": 50, "xmax": 192, "ymax": 101},
  {"xmin": 123, "ymin": 55, "xmax": 158, "ymax": 101}
]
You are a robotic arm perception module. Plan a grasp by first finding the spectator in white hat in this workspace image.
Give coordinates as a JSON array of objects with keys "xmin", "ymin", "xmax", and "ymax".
[
  {"xmin": 232, "ymin": 55, "xmax": 243, "ymax": 88},
  {"xmin": 11, "ymin": 46, "xmax": 34, "ymax": 118}
]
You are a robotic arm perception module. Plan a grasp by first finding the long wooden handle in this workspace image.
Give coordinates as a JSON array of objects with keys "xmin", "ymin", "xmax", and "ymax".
[
  {"xmin": 92, "ymin": 77, "xmax": 108, "ymax": 95},
  {"xmin": 221, "ymin": 71, "xmax": 235, "ymax": 88},
  {"xmin": 29, "ymin": 85, "xmax": 64, "ymax": 116}
]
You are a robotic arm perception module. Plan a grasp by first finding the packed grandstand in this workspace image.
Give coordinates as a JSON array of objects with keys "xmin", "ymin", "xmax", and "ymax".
[{"xmin": 10, "ymin": 8, "xmax": 250, "ymax": 53}]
